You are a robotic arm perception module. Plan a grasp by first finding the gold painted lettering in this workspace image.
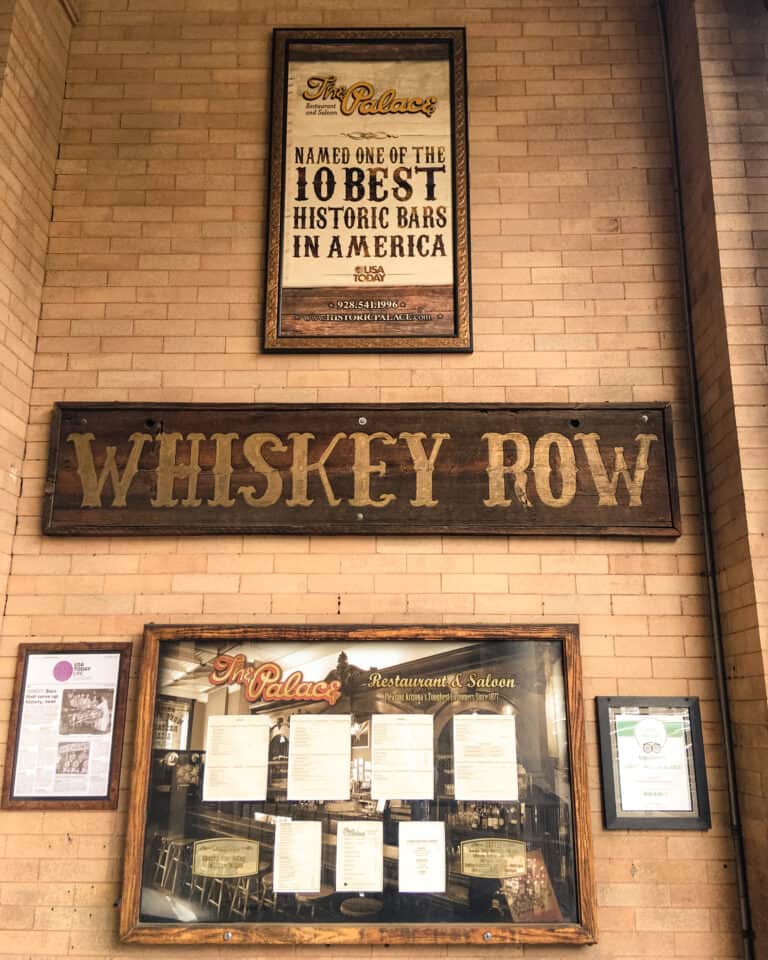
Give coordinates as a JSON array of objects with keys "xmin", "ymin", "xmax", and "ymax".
[
  {"xmin": 67, "ymin": 431, "xmax": 150, "ymax": 507},
  {"xmin": 399, "ymin": 432, "xmax": 450, "ymax": 507},
  {"xmin": 286, "ymin": 432, "xmax": 345, "ymax": 507},
  {"xmin": 575, "ymin": 432, "xmax": 657, "ymax": 507},
  {"xmin": 533, "ymin": 433, "xmax": 576, "ymax": 508},
  {"xmin": 151, "ymin": 432, "xmax": 205, "ymax": 508},
  {"xmin": 208, "ymin": 432, "xmax": 238, "ymax": 507},
  {"xmin": 349, "ymin": 431, "xmax": 397, "ymax": 508},
  {"xmin": 482, "ymin": 432, "xmax": 532, "ymax": 508},
  {"xmin": 238, "ymin": 433, "xmax": 287, "ymax": 508}
]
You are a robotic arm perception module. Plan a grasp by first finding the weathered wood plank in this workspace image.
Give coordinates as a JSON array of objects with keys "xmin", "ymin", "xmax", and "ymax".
[
  {"xmin": 279, "ymin": 285, "xmax": 455, "ymax": 338},
  {"xmin": 43, "ymin": 402, "xmax": 680, "ymax": 538}
]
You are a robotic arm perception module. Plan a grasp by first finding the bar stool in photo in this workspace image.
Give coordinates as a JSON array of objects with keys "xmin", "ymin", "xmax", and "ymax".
[
  {"xmin": 206, "ymin": 877, "xmax": 233, "ymax": 918},
  {"xmin": 259, "ymin": 872, "xmax": 277, "ymax": 913},
  {"xmin": 227, "ymin": 875, "xmax": 254, "ymax": 921},
  {"xmin": 151, "ymin": 836, "xmax": 172, "ymax": 888},
  {"xmin": 295, "ymin": 884, "xmax": 335, "ymax": 921},
  {"xmin": 338, "ymin": 896, "xmax": 384, "ymax": 920},
  {"xmin": 179, "ymin": 861, "xmax": 208, "ymax": 905},
  {"xmin": 259, "ymin": 873, "xmax": 295, "ymax": 916}
]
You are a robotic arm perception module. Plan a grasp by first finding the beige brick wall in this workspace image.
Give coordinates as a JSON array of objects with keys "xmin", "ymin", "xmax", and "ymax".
[
  {"xmin": 0, "ymin": 0, "xmax": 752, "ymax": 957},
  {"xmin": 0, "ymin": 0, "xmax": 72, "ymax": 617},
  {"xmin": 700, "ymin": 0, "xmax": 768, "ymax": 854},
  {"xmin": 667, "ymin": 0, "xmax": 768, "ymax": 950}
]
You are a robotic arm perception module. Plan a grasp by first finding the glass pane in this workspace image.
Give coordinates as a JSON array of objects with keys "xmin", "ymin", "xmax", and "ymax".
[{"xmin": 139, "ymin": 636, "xmax": 578, "ymax": 926}]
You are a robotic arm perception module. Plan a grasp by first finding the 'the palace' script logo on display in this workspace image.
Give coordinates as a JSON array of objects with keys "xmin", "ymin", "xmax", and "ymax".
[
  {"xmin": 208, "ymin": 655, "xmax": 342, "ymax": 706},
  {"xmin": 302, "ymin": 75, "xmax": 439, "ymax": 118}
]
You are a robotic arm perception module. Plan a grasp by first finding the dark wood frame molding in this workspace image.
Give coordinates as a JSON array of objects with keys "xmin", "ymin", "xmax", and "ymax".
[{"xmin": 120, "ymin": 623, "xmax": 596, "ymax": 946}]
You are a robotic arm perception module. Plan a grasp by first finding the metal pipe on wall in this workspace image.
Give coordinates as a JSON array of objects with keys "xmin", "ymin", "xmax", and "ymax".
[{"xmin": 655, "ymin": 3, "xmax": 755, "ymax": 958}]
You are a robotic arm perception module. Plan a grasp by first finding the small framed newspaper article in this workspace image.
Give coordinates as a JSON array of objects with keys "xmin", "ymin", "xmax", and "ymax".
[
  {"xmin": 263, "ymin": 28, "xmax": 471, "ymax": 353},
  {"xmin": 2, "ymin": 642, "xmax": 132, "ymax": 809},
  {"xmin": 596, "ymin": 697, "xmax": 711, "ymax": 831}
]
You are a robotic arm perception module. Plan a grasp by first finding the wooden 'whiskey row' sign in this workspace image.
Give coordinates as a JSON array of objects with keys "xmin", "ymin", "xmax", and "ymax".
[{"xmin": 43, "ymin": 403, "xmax": 680, "ymax": 537}]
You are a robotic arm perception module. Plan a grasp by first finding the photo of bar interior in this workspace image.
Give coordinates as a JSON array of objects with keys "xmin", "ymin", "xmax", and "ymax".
[{"xmin": 140, "ymin": 636, "xmax": 578, "ymax": 926}]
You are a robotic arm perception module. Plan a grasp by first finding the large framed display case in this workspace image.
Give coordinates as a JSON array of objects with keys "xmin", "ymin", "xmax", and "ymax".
[{"xmin": 120, "ymin": 624, "xmax": 595, "ymax": 945}]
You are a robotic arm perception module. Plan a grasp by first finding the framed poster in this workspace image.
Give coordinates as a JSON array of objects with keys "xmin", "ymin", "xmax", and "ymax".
[
  {"xmin": 596, "ymin": 697, "xmax": 711, "ymax": 830},
  {"xmin": 2, "ymin": 642, "xmax": 132, "ymax": 809},
  {"xmin": 119, "ymin": 624, "xmax": 596, "ymax": 945},
  {"xmin": 263, "ymin": 28, "xmax": 471, "ymax": 352}
]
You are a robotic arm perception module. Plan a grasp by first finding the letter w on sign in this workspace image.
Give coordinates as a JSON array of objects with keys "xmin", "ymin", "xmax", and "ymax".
[{"xmin": 43, "ymin": 403, "xmax": 680, "ymax": 538}]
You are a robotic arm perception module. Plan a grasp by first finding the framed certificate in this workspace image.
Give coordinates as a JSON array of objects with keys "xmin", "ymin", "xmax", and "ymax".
[
  {"xmin": 596, "ymin": 697, "xmax": 711, "ymax": 830},
  {"xmin": 2, "ymin": 642, "xmax": 132, "ymax": 809},
  {"xmin": 263, "ymin": 28, "xmax": 471, "ymax": 353},
  {"xmin": 119, "ymin": 623, "xmax": 595, "ymax": 945}
]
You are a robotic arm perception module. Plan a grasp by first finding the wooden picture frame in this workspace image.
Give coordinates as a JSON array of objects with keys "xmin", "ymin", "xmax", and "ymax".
[
  {"xmin": 263, "ymin": 28, "xmax": 471, "ymax": 352},
  {"xmin": 596, "ymin": 697, "xmax": 711, "ymax": 831},
  {"xmin": 2, "ymin": 642, "xmax": 132, "ymax": 810},
  {"xmin": 120, "ymin": 623, "xmax": 596, "ymax": 945}
]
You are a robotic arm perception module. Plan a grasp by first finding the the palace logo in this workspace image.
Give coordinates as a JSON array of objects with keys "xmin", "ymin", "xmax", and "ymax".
[
  {"xmin": 208, "ymin": 654, "xmax": 342, "ymax": 706},
  {"xmin": 302, "ymin": 75, "xmax": 438, "ymax": 118}
]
